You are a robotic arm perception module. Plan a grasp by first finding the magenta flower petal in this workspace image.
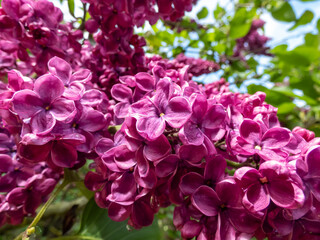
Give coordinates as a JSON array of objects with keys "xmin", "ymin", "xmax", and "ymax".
[
  {"xmin": 239, "ymin": 119, "xmax": 262, "ymax": 144},
  {"xmin": 34, "ymin": 74, "xmax": 64, "ymax": 103},
  {"xmin": 48, "ymin": 57, "xmax": 72, "ymax": 84},
  {"xmin": 50, "ymin": 98, "xmax": 76, "ymax": 121},
  {"xmin": 243, "ymin": 183, "xmax": 270, "ymax": 212},
  {"xmin": 110, "ymin": 172, "xmax": 136, "ymax": 203},
  {"xmin": 71, "ymin": 69, "xmax": 92, "ymax": 83},
  {"xmin": 143, "ymin": 134, "xmax": 171, "ymax": 161},
  {"xmin": 180, "ymin": 220, "xmax": 202, "ymax": 239},
  {"xmin": 268, "ymin": 180, "xmax": 295, "ymax": 208},
  {"xmin": 135, "ymin": 72, "xmax": 155, "ymax": 91},
  {"xmin": 180, "ymin": 172, "xmax": 204, "ymax": 196},
  {"xmin": 63, "ymin": 82, "xmax": 85, "ymax": 100},
  {"xmin": 51, "ymin": 141, "xmax": 77, "ymax": 168},
  {"xmin": 261, "ymin": 127, "xmax": 290, "ymax": 148},
  {"xmin": 164, "ymin": 97, "xmax": 191, "ymax": 128},
  {"xmin": 12, "ymin": 90, "xmax": 43, "ymax": 118},
  {"xmin": 180, "ymin": 121, "xmax": 204, "ymax": 145},
  {"xmin": 131, "ymin": 199, "xmax": 154, "ymax": 227},
  {"xmin": 30, "ymin": 111, "xmax": 56, "ymax": 135},
  {"xmin": 78, "ymin": 108, "xmax": 106, "ymax": 132},
  {"xmin": 191, "ymin": 185, "xmax": 220, "ymax": 217},
  {"xmin": 155, "ymin": 155, "xmax": 179, "ymax": 178},
  {"xmin": 111, "ymin": 84, "xmax": 132, "ymax": 102},
  {"xmin": 136, "ymin": 116, "xmax": 166, "ymax": 140},
  {"xmin": 108, "ymin": 202, "xmax": 131, "ymax": 222},
  {"xmin": 202, "ymin": 104, "xmax": 226, "ymax": 129}
]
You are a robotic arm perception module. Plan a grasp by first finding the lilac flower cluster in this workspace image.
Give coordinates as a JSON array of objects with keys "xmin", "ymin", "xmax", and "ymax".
[
  {"xmin": 0, "ymin": 115, "xmax": 60, "ymax": 227},
  {"xmin": 0, "ymin": 57, "xmax": 110, "ymax": 171},
  {"xmin": 233, "ymin": 19, "xmax": 271, "ymax": 60},
  {"xmin": 0, "ymin": 0, "xmax": 83, "ymax": 76},
  {"xmin": 80, "ymin": 0, "xmax": 198, "ymax": 93},
  {"xmin": 86, "ymin": 59, "xmax": 320, "ymax": 239},
  {"xmin": 146, "ymin": 54, "xmax": 220, "ymax": 77}
]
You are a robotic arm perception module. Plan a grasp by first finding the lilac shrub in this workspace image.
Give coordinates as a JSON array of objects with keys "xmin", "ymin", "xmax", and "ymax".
[{"xmin": 0, "ymin": 0, "xmax": 319, "ymax": 239}]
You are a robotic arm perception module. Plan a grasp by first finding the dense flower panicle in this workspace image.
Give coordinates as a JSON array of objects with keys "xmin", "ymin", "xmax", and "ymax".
[
  {"xmin": 86, "ymin": 60, "xmax": 320, "ymax": 239},
  {"xmin": 0, "ymin": 0, "xmax": 320, "ymax": 238}
]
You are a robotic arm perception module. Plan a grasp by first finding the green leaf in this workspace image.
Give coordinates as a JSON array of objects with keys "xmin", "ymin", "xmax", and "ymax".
[
  {"xmin": 68, "ymin": 0, "xmax": 75, "ymax": 18},
  {"xmin": 75, "ymin": 198, "xmax": 163, "ymax": 240},
  {"xmin": 214, "ymin": 4, "xmax": 226, "ymax": 19},
  {"xmin": 289, "ymin": 10, "xmax": 314, "ymax": 31},
  {"xmin": 197, "ymin": 7, "xmax": 209, "ymax": 19},
  {"xmin": 271, "ymin": 2, "xmax": 296, "ymax": 22},
  {"xmin": 229, "ymin": 8, "xmax": 252, "ymax": 39},
  {"xmin": 317, "ymin": 18, "xmax": 320, "ymax": 32}
]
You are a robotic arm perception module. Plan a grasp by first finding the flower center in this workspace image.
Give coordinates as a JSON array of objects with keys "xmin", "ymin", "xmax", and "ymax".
[
  {"xmin": 254, "ymin": 145, "xmax": 262, "ymax": 150},
  {"xmin": 160, "ymin": 113, "xmax": 165, "ymax": 117},
  {"xmin": 45, "ymin": 106, "xmax": 50, "ymax": 111},
  {"xmin": 259, "ymin": 176, "xmax": 268, "ymax": 184}
]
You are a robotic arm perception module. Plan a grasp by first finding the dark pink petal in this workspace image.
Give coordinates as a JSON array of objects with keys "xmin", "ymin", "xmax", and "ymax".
[
  {"xmin": 202, "ymin": 104, "xmax": 226, "ymax": 129},
  {"xmin": 258, "ymin": 148, "xmax": 288, "ymax": 162},
  {"xmin": 181, "ymin": 220, "xmax": 202, "ymax": 239},
  {"xmin": 108, "ymin": 202, "xmax": 131, "ymax": 222},
  {"xmin": 262, "ymin": 127, "xmax": 290, "ymax": 149},
  {"xmin": 84, "ymin": 172, "xmax": 105, "ymax": 191},
  {"xmin": 131, "ymin": 199, "xmax": 154, "ymax": 227},
  {"xmin": 179, "ymin": 144, "xmax": 207, "ymax": 164},
  {"xmin": 0, "ymin": 154, "xmax": 13, "ymax": 172},
  {"xmin": 135, "ymin": 72, "xmax": 155, "ymax": 91},
  {"xmin": 180, "ymin": 172, "xmax": 204, "ymax": 196},
  {"xmin": 63, "ymin": 82, "xmax": 85, "ymax": 100},
  {"xmin": 34, "ymin": 74, "xmax": 64, "ymax": 103},
  {"xmin": 204, "ymin": 155, "xmax": 226, "ymax": 184},
  {"xmin": 95, "ymin": 138, "xmax": 114, "ymax": 156},
  {"xmin": 164, "ymin": 97, "xmax": 192, "ymax": 128},
  {"xmin": 12, "ymin": 90, "xmax": 43, "ymax": 118},
  {"xmin": 110, "ymin": 172, "xmax": 136, "ymax": 203},
  {"xmin": 268, "ymin": 208, "xmax": 293, "ymax": 236},
  {"xmin": 51, "ymin": 141, "xmax": 77, "ymax": 168},
  {"xmin": 243, "ymin": 183, "xmax": 269, "ymax": 212},
  {"xmin": 153, "ymin": 77, "xmax": 171, "ymax": 110},
  {"xmin": 239, "ymin": 119, "xmax": 262, "ymax": 144},
  {"xmin": 8, "ymin": 70, "xmax": 33, "ymax": 91},
  {"xmin": 305, "ymin": 146, "xmax": 320, "ymax": 177},
  {"xmin": 268, "ymin": 180, "xmax": 296, "ymax": 208},
  {"xmin": 114, "ymin": 102, "xmax": 130, "ymax": 118},
  {"xmin": 35, "ymin": 178, "xmax": 56, "ymax": 195},
  {"xmin": 111, "ymin": 84, "xmax": 132, "ymax": 102},
  {"xmin": 131, "ymin": 98, "xmax": 157, "ymax": 117},
  {"xmin": 215, "ymin": 179, "xmax": 242, "ymax": 207},
  {"xmin": 6, "ymin": 188, "xmax": 27, "ymax": 205},
  {"xmin": 134, "ymin": 168, "xmax": 157, "ymax": 189},
  {"xmin": 143, "ymin": 134, "xmax": 171, "ymax": 161},
  {"xmin": 135, "ymin": 147, "xmax": 149, "ymax": 177},
  {"xmin": 179, "ymin": 121, "xmax": 204, "ymax": 146},
  {"xmin": 30, "ymin": 111, "xmax": 56, "ymax": 135},
  {"xmin": 24, "ymin": 194, "xmax": 42, "ymax": 214},
  {"xmin": 136, "ymin": 116, "xmax": 165, "ymax": 140},
  {"xmin": 71, "ymin": 69, "xmax": 92, "ymax": 83},
  {"xmin": 191, "ymin": 185, "xmax": 220, "ymax": 217},
  {"xmin": 191, "ymin": 94, "xmax": 207, "ymax": 123},
  {"xmin": 228, "ymin": 208, "xmax": 261, "ymax": 233},
  {"xmin": 18, "ymin": 142, "xmax": 51, "ymax": 163},
  {"xmin": 234, "ymin": 167, "xmax": 261, "ymax": 189},
  {"xmin": 48, "ymin": 57, "xmax": 72, "ymax": 84},
  {"xmin": 155, "ymin": 155, "xmax": 179, "ymax": 178},
  {"xmin": 50, "ymin": 98, "xmax": 76, "ymax": 121},
  {"xmin": 78, "ymin": 108, "xmax": 106, "ymax": 132}
]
